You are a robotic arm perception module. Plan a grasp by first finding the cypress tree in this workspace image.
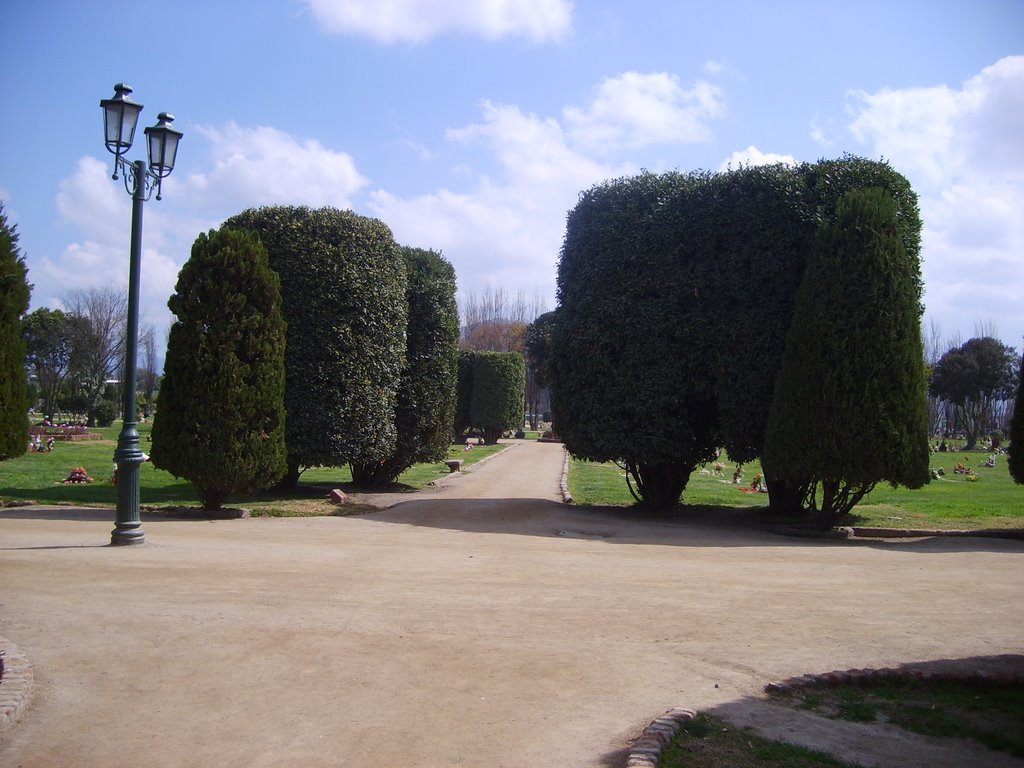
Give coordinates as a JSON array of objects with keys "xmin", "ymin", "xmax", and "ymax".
[
  {"xmin": 151, "ymin": 228, "xmax": 287, "ymax": 510},
  {"xmin": 350, "ymin": 247, "xmax": 459, "ymax": 488},
  {"xmin": 0, "ymin": 202, "xmax": 31, "ymax": 459},
  {"xmin": 763, "ymin": 187, "xmax": 930, "ymax": 528}
]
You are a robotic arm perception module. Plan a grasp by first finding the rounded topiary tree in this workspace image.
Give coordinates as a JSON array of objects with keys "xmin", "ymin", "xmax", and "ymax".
[
  {"xmin": 469, "ymin": 351, "xmax": 525, "ymax": 444},
  {"xmin": 222, "ymin": 206, "xmax": 407, "ymax": 487},
  {"xmin": 551, "ymin": 172, "xmax": 720, "ymax": 509},
  {"xmin": 762, "ymin": 187, "xmax": 930, "ymax": 528},
  {"xmin": 454, "ymin": 349, "xmax": 478, "ymax": 439},
  {"xmin": 0, "ymin": 202, "xmax": 31, "ymax": 460},
  {"xmin": 350, "ymin": 247, "xmax": 459, "ymax": 488},
  {"xmin": 151, "ymin": 228, "xmax": 287, "ymax": 510}
]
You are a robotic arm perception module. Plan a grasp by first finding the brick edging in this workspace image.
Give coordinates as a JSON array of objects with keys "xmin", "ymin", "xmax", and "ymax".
[
  {"xmin": 625, "ymin": 708, "xmax": 696, "ymax": 767},
  {"xmin": 764, "ymin": 663, "xmax": 1024, "ymax": 694},
  {"xmin": 625, "ymin": 660, "xmax": 1024, "ymax": 766},
  {"xmin": 0, "ymin": 639, "xmax": 33, "ymax": 731}
]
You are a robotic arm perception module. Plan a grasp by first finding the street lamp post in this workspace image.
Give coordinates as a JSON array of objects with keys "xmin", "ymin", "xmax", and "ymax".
[{"xmin": 100, "ymin": 83, "xmax": 182, "ymax": 546}]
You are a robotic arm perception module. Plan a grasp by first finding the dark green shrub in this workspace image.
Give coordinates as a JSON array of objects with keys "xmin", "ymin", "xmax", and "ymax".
[
  {"xmin": 223, "ymin": 206, "xmax": 407, "ymax": 487},
  {"xmin": 93, "ymin": 399, "xmax": 119, "ymax": 428},
  {"xmin": 151, "ymin": 228, "xmax": 287, "ymax": 510}
]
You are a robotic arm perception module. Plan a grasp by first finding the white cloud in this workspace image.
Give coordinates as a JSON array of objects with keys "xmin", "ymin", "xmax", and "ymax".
[
  {"xmin": 40, "ymin": 121, "xmax": 371, "ymax": 335},
  {"xmin": 719, "ymin": 146, "xmax": 796, "ymax": 171},
  {"xmin": 185, "ymin": 122, "xmax": 367, "ymax": 214},
  {"xmin": 563, "ymin": 71, "xmax": 725, "ymax": 153},
  {"xmin": 847, "ymin": 55, "xmax": 1024, "ymax": 187},
  {"xmin": 370, "ymin": 98, "xmax": 634, "ymax": 302},
  {"xmin": 304, "ymin": 0, "xmax": 573, "ymax": 43},
  {"xmin": 809, "ymin": 115, "xmax": 835, "ymax": 147},
  {"xmin": 846, "ymin": 56, "xmax": 1024, "ymax": 343},
  {"xmin": 35, "ymin": 156, "xmax": 187, "ymax": 332}
]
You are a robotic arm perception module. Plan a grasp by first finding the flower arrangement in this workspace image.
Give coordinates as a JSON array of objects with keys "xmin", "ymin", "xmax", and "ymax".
[{"xmin": 62, "ymin": 466, "xmax": 93, "ymax": 484}]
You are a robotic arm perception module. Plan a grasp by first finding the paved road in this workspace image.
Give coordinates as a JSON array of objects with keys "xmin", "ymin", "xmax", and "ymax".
[{"xmin": 1, "ymin": 440, "xmax": 1023, "ymax": 767}]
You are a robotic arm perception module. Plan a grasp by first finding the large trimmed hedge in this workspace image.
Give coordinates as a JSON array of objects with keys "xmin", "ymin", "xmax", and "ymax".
[
  {"xmin": 457, "ymin": 350, "xmax": 525, "ymax": 444},
  {"xmin": 551, "ymin": 156, "xmax": 925, "ymax": 513},
  {"xmin": 223, "ymin": 206, "xmax": 407, "ymax": 486}
]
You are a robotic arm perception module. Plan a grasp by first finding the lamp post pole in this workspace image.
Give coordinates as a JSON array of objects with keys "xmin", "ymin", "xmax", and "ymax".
[
  {"xmin": 111, "ymin": 159, "xmax": 147, "ymax": 545},
  {"xmin": 101, "ymin": 84, "xmax": 182, "ymax": 546}
]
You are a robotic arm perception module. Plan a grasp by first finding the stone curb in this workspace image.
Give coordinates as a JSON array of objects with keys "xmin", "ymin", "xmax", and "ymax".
[
  {"xmin": 624, "ymin": 707, "xmax": 696, "ymax": 766},
  {"xmin": 840, "ymin": 526, "xmax": 1024, "ymax": 540},
  {"xmin": 560, "ymin": 448, "xmax": 572, "ymax": 504},
  {"xmin": 0, "ymin": 639, "xmax": 33, "ymax": 731}
]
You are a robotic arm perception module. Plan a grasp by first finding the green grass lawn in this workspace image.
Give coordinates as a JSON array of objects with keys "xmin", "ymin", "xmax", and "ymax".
[
  {"xmin": 567, "ymin": 451, "xmax": 1023, "ymax": 530},
  {"xmin": 658, "ymin": 712, "xmax": 862, "ymax": 768},
  {"xmin": 776, "ymin": 676, "xmax": 1024, "ymax": 759},
  {"xmin": 0, "ymin": 422, "xmax": 508, "ymax": 512}
]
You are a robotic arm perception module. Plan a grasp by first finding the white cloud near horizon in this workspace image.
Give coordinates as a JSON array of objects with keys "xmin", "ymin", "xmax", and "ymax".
[
  {"xmin": 304, "ymin": 0, "xmax": 574, "ymax": 43},
  {"xmin": 846, "ymin": 55, "xmax": 1024, "ymax": 343}
]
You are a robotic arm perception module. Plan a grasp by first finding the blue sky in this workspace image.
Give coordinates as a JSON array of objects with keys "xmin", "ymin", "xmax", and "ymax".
[{"xmin": 2, "ymin": 0, "xmax": 1022, "ymax": 350}]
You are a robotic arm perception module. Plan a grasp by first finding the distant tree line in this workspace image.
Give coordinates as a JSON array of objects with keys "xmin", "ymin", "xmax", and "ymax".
[{"xmin": 21, "ymin": 290, "xmax": 160, "ymax": 428}]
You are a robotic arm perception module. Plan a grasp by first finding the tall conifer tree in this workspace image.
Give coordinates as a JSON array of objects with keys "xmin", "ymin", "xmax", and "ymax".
[
  {"xmin": 0, "ymin": 203, "xmax": 31, "ymax": 459},
  {"xmin": 763, "ymin": 187, "xmax": 930, "ymax": 527},
  {"xmin": 151, "ymin": 228, "xmax": 287, "ymax": 509}
]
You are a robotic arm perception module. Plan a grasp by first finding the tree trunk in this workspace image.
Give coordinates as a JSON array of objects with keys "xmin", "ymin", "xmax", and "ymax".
[
  {"xmin": 628, "ymin": 460, "xmax": 688, "ymax": 510},
  {"xmin": 275, "ymin": 460, "xmax": 301, "ymax": 491},
  {"xmin": 765, "ymin": 476, "xmax": 805, "ymax": 517},
  {"xmin": 199, "ymin": 487, "xmax": 225, "ymax": 511},
  {"xmin": 350, "ymin": 460, "xmax": 398, "ymax": 490},
  {"xmin": 815, "ymin": 478, "xmax": 840, "ymax": 530}
]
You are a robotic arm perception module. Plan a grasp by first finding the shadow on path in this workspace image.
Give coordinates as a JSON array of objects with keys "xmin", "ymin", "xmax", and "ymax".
[{"xmin": 367, "ymin": 497, "xmax": 1024, "ymax": 553}]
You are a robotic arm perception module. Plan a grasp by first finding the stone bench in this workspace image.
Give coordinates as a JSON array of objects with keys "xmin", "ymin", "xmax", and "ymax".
[{"xmin": 445, "ymin": 459, "xmax": 463, "ymax": 473}]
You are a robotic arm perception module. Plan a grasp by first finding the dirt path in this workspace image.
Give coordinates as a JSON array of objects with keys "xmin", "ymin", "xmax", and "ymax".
[{"xmin": 2, "ymin": 439, "xmax": 1023, "ymax": 767}]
